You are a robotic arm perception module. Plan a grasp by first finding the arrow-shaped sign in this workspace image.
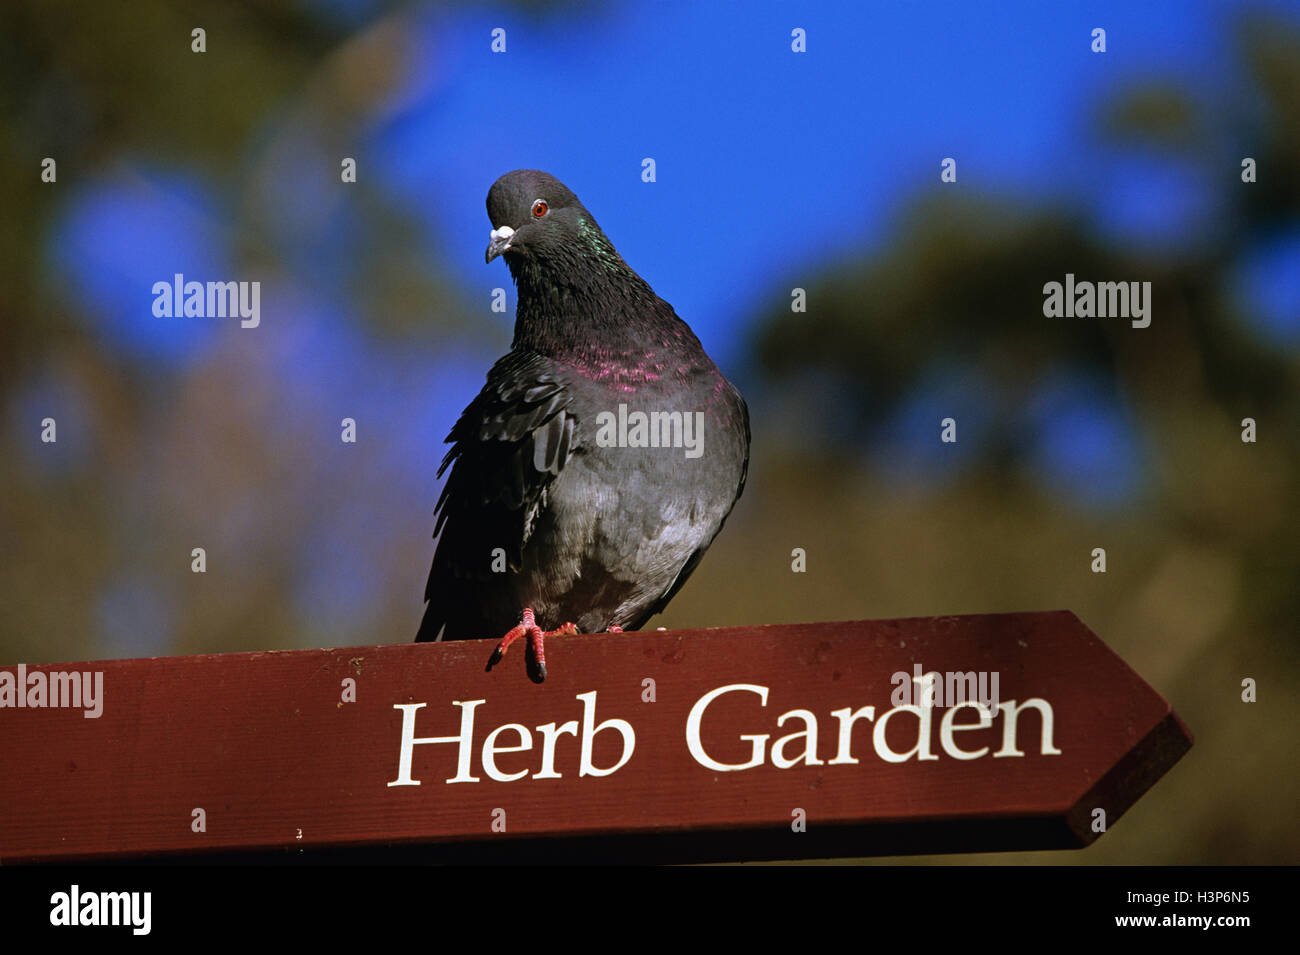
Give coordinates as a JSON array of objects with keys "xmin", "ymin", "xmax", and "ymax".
[{"xmin": 0, "ymin": 612, "xmax": 1190, "ymax": 863}]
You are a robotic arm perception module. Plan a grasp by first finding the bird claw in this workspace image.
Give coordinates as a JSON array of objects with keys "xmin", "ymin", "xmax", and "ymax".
[{"xmin": 487, "ymin": 608, "xmax": 577, "ymax": 682}]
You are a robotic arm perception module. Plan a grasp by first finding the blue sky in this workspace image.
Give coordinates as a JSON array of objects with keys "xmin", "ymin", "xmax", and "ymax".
[
  {"xmin": 48, "ymin": 0, "xmax": 1296, "ymax": 363},
  {"xmin": 37, "ymin": 0, "xmax": 1300, "ymax": 503},
  {"xmin": 365, "ymin": 0, "xmax": 1292, "ymax": 361}
]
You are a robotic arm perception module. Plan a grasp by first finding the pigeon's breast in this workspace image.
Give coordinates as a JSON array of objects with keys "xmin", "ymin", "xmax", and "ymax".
[{"xmin": 520, "ymin": 362, "xmax": 748, "ymax": 630}]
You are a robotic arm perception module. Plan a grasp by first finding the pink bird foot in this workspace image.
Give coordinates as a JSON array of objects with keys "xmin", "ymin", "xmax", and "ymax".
[{"xmin": 487, "ymin": 607, "xmax": 577, "ymax": 682}]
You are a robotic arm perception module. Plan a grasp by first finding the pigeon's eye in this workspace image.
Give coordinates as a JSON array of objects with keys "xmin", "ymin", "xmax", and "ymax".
[{"xmin": 531, "ymin": 199, "xmax": 549, "ymax": 218}]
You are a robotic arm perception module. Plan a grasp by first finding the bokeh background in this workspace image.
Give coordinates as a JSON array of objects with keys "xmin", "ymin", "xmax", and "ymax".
[{"xmin": 1, "ymin": 0, "xmax": 1297, "ymax": 864}]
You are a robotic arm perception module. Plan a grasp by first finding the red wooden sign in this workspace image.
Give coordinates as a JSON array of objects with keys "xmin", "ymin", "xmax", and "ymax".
[{"xmin": 0, "ymin": 612, "xmax": 1190, "ymax": 863}]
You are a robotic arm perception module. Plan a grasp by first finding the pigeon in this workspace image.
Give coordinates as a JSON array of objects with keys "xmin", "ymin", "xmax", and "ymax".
[{"xmin": 416, "ymin": 169, "xmax": 750, "ymax": 682}]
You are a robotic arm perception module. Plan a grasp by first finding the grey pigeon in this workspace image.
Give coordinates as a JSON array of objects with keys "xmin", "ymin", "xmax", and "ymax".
[{"xmin": 416, "ymin": 170, "xmax": 749, "ymax": 681}]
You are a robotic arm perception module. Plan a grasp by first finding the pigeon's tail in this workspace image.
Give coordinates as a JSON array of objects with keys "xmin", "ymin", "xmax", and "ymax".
[{"xmin": 414, "ymin": 602, "xmax": 444, "ymax": 643}]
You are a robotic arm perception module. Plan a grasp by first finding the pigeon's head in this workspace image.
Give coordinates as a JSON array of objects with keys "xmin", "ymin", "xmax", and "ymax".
[{"xmin": 484, "ymin": 170, "xmax": 611, "ymax": 266}]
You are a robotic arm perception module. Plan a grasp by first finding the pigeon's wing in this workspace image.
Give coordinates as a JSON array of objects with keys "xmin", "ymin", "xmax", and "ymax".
[
  {"xmin": 633, "ymin": 388, "xmax": 751, "ymax": 628},
  {"xmin": 416, "ymin": 350, "xmax": 578, "ymax": 641}
]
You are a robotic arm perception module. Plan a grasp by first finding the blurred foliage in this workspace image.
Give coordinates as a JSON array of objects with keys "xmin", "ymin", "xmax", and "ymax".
[
  {"xmin": 0, "ymin": 1, "xmax": 345, "ymax": 385},
  {"xmin": 725, "ymin": 10, "xmax": 1300, "ymax": 864}
]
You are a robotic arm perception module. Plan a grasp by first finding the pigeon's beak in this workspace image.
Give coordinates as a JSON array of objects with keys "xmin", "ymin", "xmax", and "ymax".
[{"xmin": 485, "ymin": 225, "xmax": 516, "ymax": 263}]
